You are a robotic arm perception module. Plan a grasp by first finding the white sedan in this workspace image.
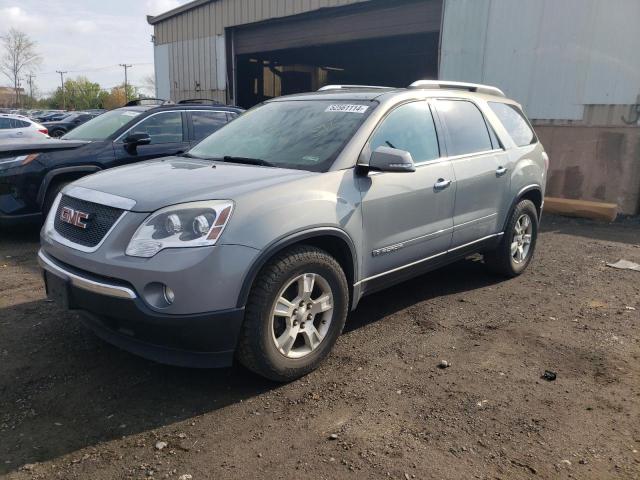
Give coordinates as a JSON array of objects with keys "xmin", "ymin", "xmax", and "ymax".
[{"xmin": 0, "ymin": 114, "xmax": 49, "ymax": 140}]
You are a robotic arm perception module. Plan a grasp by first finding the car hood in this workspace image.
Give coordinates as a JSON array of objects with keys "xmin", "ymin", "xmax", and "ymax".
[
  {"xmin": 0, "ymin": 138, "xmax": 90, "ymax": 155},
  {"xmin": 70, "ymin": 156, "xmax": 316, "ymax": 212}
]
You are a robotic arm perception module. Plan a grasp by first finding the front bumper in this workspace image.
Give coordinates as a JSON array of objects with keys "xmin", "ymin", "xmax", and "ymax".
[{"xmin": 39, "ymin": 249, "xmax": 245, "ymax": 368}]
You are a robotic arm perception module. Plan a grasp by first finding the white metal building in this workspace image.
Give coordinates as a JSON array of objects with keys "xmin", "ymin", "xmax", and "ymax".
[{"xmin": 148, "ymin": 0, "xmax": 640, "ymax": 214}]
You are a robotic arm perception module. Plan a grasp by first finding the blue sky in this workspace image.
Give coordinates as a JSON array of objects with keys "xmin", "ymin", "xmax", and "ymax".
[{"xmin": 0, "ymin": 0, "xmax": 190, "ymax": 97}]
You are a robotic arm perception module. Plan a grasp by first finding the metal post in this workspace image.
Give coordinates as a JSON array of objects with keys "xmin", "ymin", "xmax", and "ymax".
[
  {"xmin": 56, "ymin": 71, "xmax": 67, "ymax": 109},
  {"xmin": 119, "ymin": 64, "xmax": 133, "ymax": 101}
]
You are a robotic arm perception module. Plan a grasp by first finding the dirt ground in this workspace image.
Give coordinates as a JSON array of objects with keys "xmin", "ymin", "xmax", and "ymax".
[{"xmin": 0, "ymin": 215, "xmax": 638, "ymax": 480}]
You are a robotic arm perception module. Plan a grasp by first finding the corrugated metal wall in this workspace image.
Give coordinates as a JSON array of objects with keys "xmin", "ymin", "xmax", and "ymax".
[
  {"xmin": 440, "ymin": 0, "xmax": 640, "ymax": 121},
  {"xmin": 151, "ymin": 0, "xmax": 370, "ymax": 101}
]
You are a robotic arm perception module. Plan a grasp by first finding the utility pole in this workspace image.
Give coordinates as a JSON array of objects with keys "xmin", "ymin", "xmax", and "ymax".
[
  {"xmin": 27, "ymin": 74, "xmax": 35, "ymax": 108},
  {"xmin": 119, "ymin": 64, "xmax": 133, "ymax": 101},
  {"xmin": 56, "ymin": 71, "xmax": 67, "ymax": 109}
]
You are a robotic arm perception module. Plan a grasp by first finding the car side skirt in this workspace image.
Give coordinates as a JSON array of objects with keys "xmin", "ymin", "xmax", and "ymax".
[{"xmin": 355, "ymin": 233, "xmax": 503, "ymax": 298}]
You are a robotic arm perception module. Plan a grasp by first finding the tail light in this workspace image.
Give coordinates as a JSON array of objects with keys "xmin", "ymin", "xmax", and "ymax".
[{"xmin": 38, "ymin": 128, "xmax": 48, "ymax": 136}]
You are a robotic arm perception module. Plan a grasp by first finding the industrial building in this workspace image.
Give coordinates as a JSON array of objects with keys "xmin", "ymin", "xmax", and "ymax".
[{"xmin": 148, "ymin": 0, "xmax": 640, "ymax": 214}]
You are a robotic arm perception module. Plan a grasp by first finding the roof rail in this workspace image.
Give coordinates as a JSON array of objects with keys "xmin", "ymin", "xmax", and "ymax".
[
  {"xmin": 124, "ymin": 98, "xmax": 172, "ymax": 107},
  {"xmin": 318, "ymin": 84, "xmax": 391, "ymax": 91},
  {"xmin": 177, "ymin": 98, "xmax": 224, "ymax": 105},
  {"xmin": 408, "ymin": 80, "xmax": 505, "ymax": 97}
]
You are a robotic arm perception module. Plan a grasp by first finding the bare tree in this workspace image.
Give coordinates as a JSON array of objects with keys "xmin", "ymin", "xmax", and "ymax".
[
  {"xmin": 142, "ymin": 74, "xmax": 156, "ymax": 97},
  {"xmin": 0, "ymin": 28, "xmax": 41, "ymax": 107}
]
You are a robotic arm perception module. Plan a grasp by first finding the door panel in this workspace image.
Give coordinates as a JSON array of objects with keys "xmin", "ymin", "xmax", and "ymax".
[
  {"xmin": 449, "ymin": 152, "xmax": 507, "ymax": 245},
  {"xmin": 359, "ymin": 161, "xmax": 456, "ymax": 279}
]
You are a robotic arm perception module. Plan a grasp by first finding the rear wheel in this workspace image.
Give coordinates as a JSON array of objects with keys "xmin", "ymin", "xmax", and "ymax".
[
  {"xmin": 49, "ymin": 129, "xmax": 65, "ymax": 138},
  {"xmin": 236, "ymin": 246, "xmax": 349, "ymax": 382},
  {"xmin": 484, "ymin": 199, "xmax": 538, "ymax": 277}
]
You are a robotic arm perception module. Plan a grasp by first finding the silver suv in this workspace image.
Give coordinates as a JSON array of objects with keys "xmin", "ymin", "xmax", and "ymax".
[{"xmin": 39, "ymin": 81, "xmax": 547, "ymax": 381}]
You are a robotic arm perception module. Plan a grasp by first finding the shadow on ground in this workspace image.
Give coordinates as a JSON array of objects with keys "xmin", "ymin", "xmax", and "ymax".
[
  {"xmin": 0, "ymin": 255, "xmax": 503, "ymax": 473},
  {"xmin": 541, "ymin": 213, "xmax": 640, "ymax": 246}
]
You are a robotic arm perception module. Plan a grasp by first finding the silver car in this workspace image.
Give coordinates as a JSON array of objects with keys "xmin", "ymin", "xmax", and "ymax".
[
  {"xmin": 39, "ymin": 81, "xmax": 547, "ymax": 381},
  {"xmin": 0, "ymin": 114, "xmax": 49, "ymax": 140}
]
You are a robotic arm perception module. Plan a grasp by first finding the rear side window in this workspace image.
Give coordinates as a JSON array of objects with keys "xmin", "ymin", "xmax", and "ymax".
[
  {"xmin": 435, "ymin": 100, "xmax": 492, "ymax": 157},
  {"xmin": 9, "ymin": 118, "xmax": 29, "ymax": 128},
  {"xmin": 191, "ymin": 111, "xmax": 229, "ymax": 141},
  {"xmin": 489, "ymin": 102, "xmax": 536, "ymax": 147},
  {"xmin": 369, "ymin": 101, "xmax": 439, "ymax": 164}
]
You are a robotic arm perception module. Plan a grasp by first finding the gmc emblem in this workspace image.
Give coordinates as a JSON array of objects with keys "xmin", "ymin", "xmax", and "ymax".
[{"xmin": 60, "ymin": 206, "xmax": 90, "ymax": 229}]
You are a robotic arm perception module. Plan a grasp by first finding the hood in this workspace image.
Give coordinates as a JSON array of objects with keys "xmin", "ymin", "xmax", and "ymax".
[
  {"xmin": 0, "ymin": 138, "xmax": 90, "ymax": 155},
  {"xmin": 71, "ymin": 156, "xmax": 316, "ymax": 212}
]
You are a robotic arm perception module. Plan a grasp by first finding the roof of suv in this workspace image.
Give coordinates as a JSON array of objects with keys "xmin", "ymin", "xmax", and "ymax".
[
  {"xmin": 271, "ymin": 81, "xmax": 513, "ymax": 104},
  {"xmin": 114, "ymin": 103, "xmax": 243, "ymax": 114}
]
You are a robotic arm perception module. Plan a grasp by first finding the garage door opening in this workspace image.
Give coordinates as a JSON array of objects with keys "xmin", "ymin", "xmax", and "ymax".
[
  {"xmin": 236, "ymin": 32, "xmax": 439, "ymax": 108},
  {"xmin": 230, "ymin": 0, "xmax": 443, "ymax": 108}
]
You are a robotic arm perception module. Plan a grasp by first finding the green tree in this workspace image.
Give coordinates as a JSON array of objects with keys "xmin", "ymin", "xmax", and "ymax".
[{"xmin": 49, "ymin": 76, "xmax": 107, "ymax": 110}]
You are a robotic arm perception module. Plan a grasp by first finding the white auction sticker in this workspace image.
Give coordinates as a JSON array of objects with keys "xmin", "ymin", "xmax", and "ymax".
[{"xmin": 325, "ymin": 104, "xmax": 369, "ymax": 114}]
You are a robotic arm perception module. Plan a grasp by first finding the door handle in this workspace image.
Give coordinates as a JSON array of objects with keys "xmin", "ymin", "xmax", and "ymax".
[
  {"xmin": 496, "ymin": 166, "xmax": 508, "ymax": 177},
  {"xmin": 434, "ymin": 178, "xmax": 452, "ymax": 190}
]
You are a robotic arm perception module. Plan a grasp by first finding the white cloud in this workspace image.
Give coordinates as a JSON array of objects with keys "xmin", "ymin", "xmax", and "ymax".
[
  {"xmin": 65, "ymin": 20, "xmax": 98, "ymax": 34},
  {"xmin": 145, "ymin": 0, "xmax": 186, "ymax": 16},
  {"xmin": 0, "ymin": 6, "xmax": 46, "ymax": 32}
]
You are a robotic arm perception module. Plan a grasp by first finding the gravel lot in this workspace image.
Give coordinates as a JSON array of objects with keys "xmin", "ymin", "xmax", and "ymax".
[{"xmin": 1, "ymin": 215, "xmax": 639, "ymax": 480}]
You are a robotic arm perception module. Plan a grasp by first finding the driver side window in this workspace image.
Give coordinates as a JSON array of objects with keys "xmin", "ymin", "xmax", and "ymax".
[
  {"xmin": 129, "ymin": 112, "xmax": 184, "ymax": 144},
  {"xmin": 370, "ymin": 101, "xmax": 440, "ymax": 164}
]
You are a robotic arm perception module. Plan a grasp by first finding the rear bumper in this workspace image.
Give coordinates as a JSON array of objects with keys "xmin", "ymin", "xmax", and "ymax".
[{"xmin": 39, "ymin": 249, "xmax": 244, "ymax": 368}]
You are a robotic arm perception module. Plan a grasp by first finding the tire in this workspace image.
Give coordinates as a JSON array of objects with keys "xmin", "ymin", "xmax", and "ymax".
[
  {"xmin": 49, "ymin": 129, "xmax": 65, "ymax": 138},
  {"xmin": 42, "ymin": 181, "xmax": 69, "ymax": 218},
  {"xmin": 236, "ymin": 245, "xmax": 349, "ymax": 382},
  {"xmin": 484, "ymin": 199, "xmax": 538, "ymax": 277}
]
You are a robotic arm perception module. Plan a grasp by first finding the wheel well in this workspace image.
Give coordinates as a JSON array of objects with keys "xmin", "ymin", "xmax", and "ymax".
[
  {"xmin": 299, "ymin": 236, "xmax": 355, "ymax": 289},
  {"xmin": 520, "ymin": 188, "xmax": 543, "ymax": 217},
  {"xmin": 40, "ymin": 170, "xmax": 99, "ymax": 208},
  {"xmin": 238, "ymin": 233, "xmax": 356, "ymax": 309}
]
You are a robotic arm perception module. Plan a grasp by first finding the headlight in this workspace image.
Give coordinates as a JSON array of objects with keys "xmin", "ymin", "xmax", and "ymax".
[
  {"xmin": 0, "ymin": 153, "xmax": 39, "ymax": 172},
  {"xmin": 125, "ymin": 200, "xmax": 234, "ymax": 258}
]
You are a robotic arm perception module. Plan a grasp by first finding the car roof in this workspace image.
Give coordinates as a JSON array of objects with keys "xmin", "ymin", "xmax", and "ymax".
[
  {"xmin": 111, "ymin": 104, "xmax": 244, "ymax": 114},
  {"xmin": 271, "ymin": 81, "xmax": 517, "ymax": 105}
]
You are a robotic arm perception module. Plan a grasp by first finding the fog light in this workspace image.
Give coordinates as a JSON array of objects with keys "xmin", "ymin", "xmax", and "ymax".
[{"xmin": 163, "ymin": 286, "xmax": 175, "ymax": 305}]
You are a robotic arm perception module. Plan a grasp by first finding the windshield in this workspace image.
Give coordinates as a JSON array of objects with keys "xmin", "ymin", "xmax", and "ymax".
[
  {"xmin": 62, "ymin": 109, "xmax": 142, "ymax": 141},
  {"xmin": 188, "ymin": 100, "xmax": 375, "ymax": 172}
]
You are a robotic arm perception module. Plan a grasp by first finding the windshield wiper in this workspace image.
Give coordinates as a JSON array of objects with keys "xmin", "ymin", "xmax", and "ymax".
[{"xmin": 221, "ymin": 156, "xmax": 275, "ymax": 167}]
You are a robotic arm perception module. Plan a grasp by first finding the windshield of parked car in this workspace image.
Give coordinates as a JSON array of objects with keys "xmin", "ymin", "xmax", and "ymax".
[
  {"xmin": 62, "ymin": 109, "xmax": 142, "ymax": 141},
  {"xmin": 188, "ymin": 100, "xmax": 375, "ymax": 172}
]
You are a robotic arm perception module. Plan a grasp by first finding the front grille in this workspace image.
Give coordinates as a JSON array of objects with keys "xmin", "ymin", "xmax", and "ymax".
[{"xmin": 54, "ymin": 195, "xmax": 124, "ymax": 248}]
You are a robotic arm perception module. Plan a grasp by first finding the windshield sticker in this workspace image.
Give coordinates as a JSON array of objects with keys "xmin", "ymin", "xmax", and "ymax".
[
  {"xmin": 122, "ymin": 111, "xmax": 141, "ymax": 117},
  {"xmin": 325, "ymin": 104, "xmax": 369, "ymax": 114}
]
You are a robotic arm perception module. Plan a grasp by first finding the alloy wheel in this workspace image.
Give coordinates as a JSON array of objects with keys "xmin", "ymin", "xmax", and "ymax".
[
  {"xmin": 511, "ymin": 213, "xmax": 533, "ymax": 264},
  {"xmin": 270, "ymin": 273, "xmax": 334, "ymax": 359}
]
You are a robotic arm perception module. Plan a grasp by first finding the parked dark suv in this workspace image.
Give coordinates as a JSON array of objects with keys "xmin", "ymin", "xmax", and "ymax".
[
  {"xmin": 43, "ymin": 112, "xmax": 99, "ymax": 138},
  {"xmin": 0, "ymin": 100, "xmax": 243, "ymax": 226}
]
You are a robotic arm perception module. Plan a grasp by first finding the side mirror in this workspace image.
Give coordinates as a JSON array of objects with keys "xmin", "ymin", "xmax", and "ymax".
[
  {"xmin": 124, "ymin": 133, "xmax": 151, "ymax": 148},
  {"xmin": 368, "ymin": 146, "xmax": 415, "ymax": 173}
]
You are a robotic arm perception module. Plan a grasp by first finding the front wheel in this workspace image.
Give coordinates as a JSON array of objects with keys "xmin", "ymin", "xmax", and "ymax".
[
  {"xmin": 236, "ymin": 246, "xmax": 349, "ymax": 382},
  {"xmin": 484, "ymin": 199, "xmax": 538, "ymax": 277}
]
